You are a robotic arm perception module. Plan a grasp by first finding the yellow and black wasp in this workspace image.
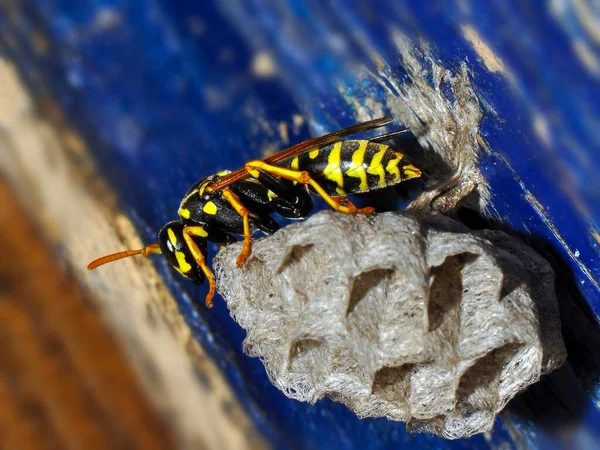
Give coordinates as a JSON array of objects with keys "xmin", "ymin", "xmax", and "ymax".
[{"xmin": 88, "ymin": 116, "xmax": 421, "ymax": 307}]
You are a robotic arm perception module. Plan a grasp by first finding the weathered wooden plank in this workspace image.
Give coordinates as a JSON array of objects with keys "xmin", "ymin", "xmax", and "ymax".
[
  {"xmin": 0, "ymin": 58, "xmax": 264, "ymax": 450},
  {"xmin": 0, "ymin": 179, "xmax": 177, "ymax": 449}
]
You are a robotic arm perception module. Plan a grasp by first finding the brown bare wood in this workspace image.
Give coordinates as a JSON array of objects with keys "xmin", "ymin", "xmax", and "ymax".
[
  {"xmin": 0, "ymin": 58, "xmax": 265, "ymax": 450},
  {"xmin": 0, "ymin": 180, "xmax": 177, "ymax": 450}
]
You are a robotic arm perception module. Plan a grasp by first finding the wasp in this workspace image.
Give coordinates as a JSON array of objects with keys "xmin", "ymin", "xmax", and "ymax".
[{"xmin": 88, "ymin": 116, "xmax": 421, "ymax": 307}]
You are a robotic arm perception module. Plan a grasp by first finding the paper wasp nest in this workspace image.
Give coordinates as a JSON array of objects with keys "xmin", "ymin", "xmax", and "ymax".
[{"xmin": 214, "ymin": 211, "xmax": 566, "ymax": 439}]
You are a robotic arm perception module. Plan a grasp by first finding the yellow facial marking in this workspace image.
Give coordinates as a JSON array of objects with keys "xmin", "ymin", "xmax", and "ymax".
[
  {"xmin": 367, "ymin": 145, "xmax": 387, "ymax": 188},
  {"xmin": 386, "ymin": 153, "xmax": 403, "ymax": 182},
  {"xmin": 203, "ymin": 201, "xmax": 218, "ymax": 215},
  {"xmin": 167, "ymin": 228, "xmax": 179, "ymax": 246},
  {"xmin": 178, "ymin": 207, "xmax": 191, "ymax": 219},
  {"xmin": 336, "ymin": 187, "xmax": 346, "ymax": 196},
  {"xmin": 179, "ymin": 188, "xmax": 198, "ymax": 211},
  {"xmin": 175, "ymin": 251, "xmax": 192, "ymax": 273},
  {"xmin": 323, "ymin": 141, "xmax": 344, "ymax": 188},
  {"xmin": 267, "ymin": 190, "xmax": 277, "ymax": 200},
  {"xmin": 198, "ymin": 182, "xmax": 209, "ymax": 195},
  {"xmin": 309, "ymin": 148, "xmax": 319, "ymax": 159},
  {"xmin": 291, "ymin": 156, "xmax": 299, "ymax": 170},
  {"xmin": 346, "ymin": 140, "xmax": 368, "ymax": 192}
]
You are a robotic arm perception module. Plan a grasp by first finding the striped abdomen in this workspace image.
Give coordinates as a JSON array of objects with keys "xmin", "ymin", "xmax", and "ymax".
[{"xmin": 286, "ymin": 140, "xmax": 421, "ymax": 196}]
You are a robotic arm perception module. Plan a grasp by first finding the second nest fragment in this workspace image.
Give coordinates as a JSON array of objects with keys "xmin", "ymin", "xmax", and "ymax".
[{"xmin": 214, "ymin": 211, "xmax": 566, "ymax": 439}]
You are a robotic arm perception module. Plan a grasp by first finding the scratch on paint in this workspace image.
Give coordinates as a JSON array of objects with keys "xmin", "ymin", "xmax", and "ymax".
[
  {"xmin": 476, "ymin": 134, "xmax": 493, "ymax": 156},
  {"xmin": 278, "ymin": 121, "xmax": 289, "ymax": 145},
  {"xmin": 292, "ymin": 114, "xmax": 304, "ymax": 135},
  {"xmin": 251, "ymin": 51, "xmax": 278, "ymax": 78},
  {"xmin": 461, "ymin": 25, "xmax": 508, "ymax": 75},
  {"xmin": 532, "ymin": 114, "xmax": 553, "ymax": 148},
  {"xmin": 478, "ymin": 135, "xmax": 600, "ymax": 291}
]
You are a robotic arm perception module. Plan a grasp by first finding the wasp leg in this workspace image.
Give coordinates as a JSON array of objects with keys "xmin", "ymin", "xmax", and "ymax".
[
  {"xmin": 244, "ymin": 167, "xmax": 313, "ymax": 219},
  {"xmin": 230, "ymin": 182, "xmax": 281, "ymax": 234},
  {"xmin": 248, "ymin": 213, "xmax": 280, "ymax": 234},
  {"xmin": 183, "ymin": 227, "xmax": 216, "ymax": 308},
  {"xmin": 221, "ymin": 188, "xmax": 253, "ymax": 267},
  {"xmin": 331, "ymin": 195, "xmax": 361, "ymax": 209},
  {"xmin": 245, "ymin": 161, "xmax": 375, "ymax": 215}
]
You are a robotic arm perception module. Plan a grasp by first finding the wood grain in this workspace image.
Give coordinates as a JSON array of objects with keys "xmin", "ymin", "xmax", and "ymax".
[
  {"xmin": 0, "ymin": 179, "xmax": 176, "ymax": 450},
  {"xmin": 0, "ymin": 58, "xmax": 265, "ymax": 450}
]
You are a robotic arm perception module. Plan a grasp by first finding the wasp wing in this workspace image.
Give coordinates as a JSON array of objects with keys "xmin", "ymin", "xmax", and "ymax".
[
  {"xmin": 208, "ymin": 116, "xmax": 393, "ymax": 191},
  {"xmin": 263, "ymin": 115, "xmax": 393, "ymax": 165}
]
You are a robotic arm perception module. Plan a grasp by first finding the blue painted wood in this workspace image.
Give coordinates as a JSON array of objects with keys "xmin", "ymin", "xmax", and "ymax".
[{"xmin": 2, "ymin": 1, "xmax": 600, "ymax": 449}]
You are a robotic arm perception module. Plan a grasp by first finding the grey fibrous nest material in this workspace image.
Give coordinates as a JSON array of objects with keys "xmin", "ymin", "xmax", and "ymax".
[
  {"xmin": 214, "ymin": 211, "xmax": 566, "ymax": 439},
  {"xmin": 367, "ymin": 32, "xmax": 489, "ymax": 213}
]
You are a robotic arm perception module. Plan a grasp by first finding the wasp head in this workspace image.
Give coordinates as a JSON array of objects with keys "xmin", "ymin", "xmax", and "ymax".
[
  {"xmin": 158, "ymin": 221, "xmax": 206, "ymax": 284},
  {"xmin": 87, "ymin": 220, "xmax": 207, "ymax": 285}
]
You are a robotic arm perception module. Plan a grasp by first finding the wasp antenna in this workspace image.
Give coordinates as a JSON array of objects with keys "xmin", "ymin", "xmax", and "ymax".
[{"xmin": 87, "ymin": 244, "xmax": 161, "ymax": 270}]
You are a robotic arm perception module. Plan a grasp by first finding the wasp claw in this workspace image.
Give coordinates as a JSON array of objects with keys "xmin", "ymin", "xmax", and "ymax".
[
  {"xmin": 236, "ymin": 250, "xmax": 250, "ymax": 267},
  {"xmin": 358, "ymin": 207, "xmax": 376, "ymax": 215}
]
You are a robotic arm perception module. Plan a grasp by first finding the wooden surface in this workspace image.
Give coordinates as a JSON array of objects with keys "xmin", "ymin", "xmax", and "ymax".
[
  {"xmin": 0, "ymin": 58, "xmax": 265, "ymax": 450},
  {"xmin": 0, "ymin": 179, "xmax": 176, "ymax": 450}
]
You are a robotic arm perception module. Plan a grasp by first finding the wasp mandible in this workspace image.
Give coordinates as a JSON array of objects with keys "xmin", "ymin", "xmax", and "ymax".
[{"xmin": 88, "ymin": 116, "xmax": 421, "ymax": 307}]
